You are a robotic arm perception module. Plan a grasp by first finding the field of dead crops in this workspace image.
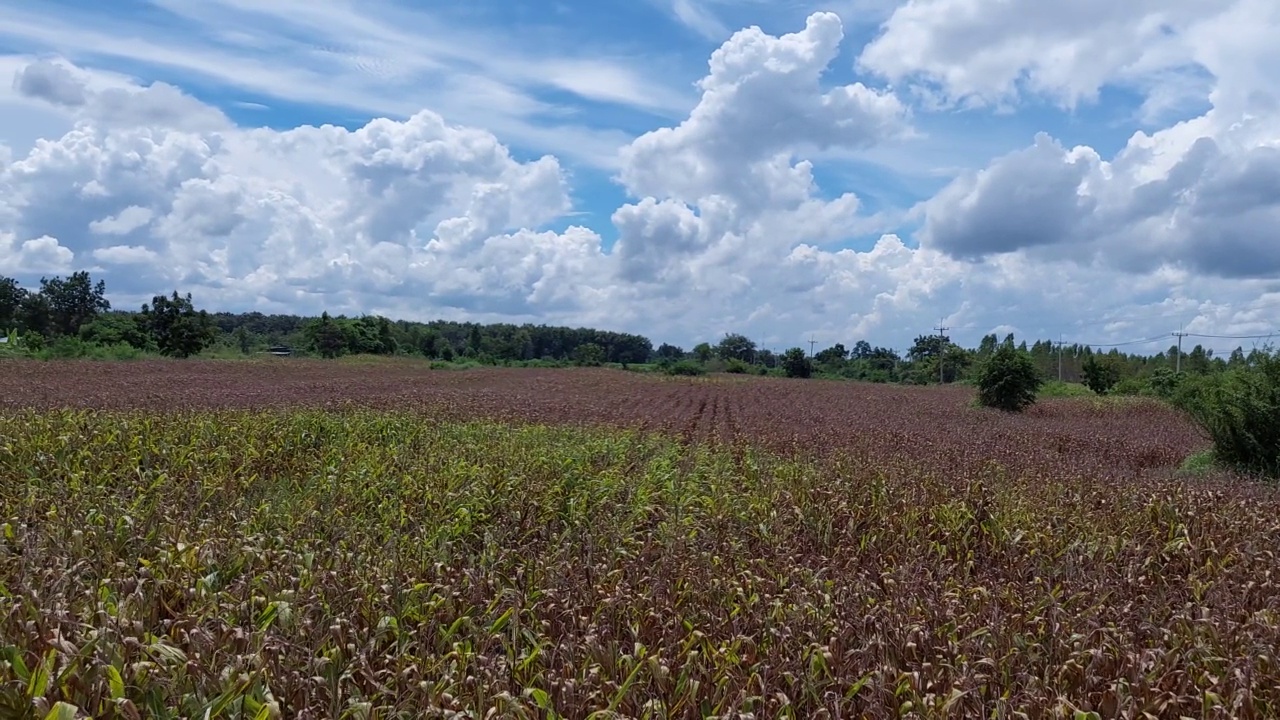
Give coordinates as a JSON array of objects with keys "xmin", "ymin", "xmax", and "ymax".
[{"xmin": 2, "ymin": 359, "xmax": 1279, "ymax": 718}]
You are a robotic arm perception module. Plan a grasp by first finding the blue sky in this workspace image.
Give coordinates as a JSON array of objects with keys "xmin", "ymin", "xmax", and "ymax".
[{"xmin": 1, "ymin": 0, "xmax": 1278, "ymax": 353}]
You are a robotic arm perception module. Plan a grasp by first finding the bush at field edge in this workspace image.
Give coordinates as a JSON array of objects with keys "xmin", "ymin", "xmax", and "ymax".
[{"xmin": 1173, "ymin": 352, "xmax": 1280, "ymax": 480}]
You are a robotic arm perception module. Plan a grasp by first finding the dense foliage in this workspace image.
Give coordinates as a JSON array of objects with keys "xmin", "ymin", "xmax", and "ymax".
[
  {"xmin": 975, "ymin": 344, "xmax": 1043, "ymax": 412},
  {"xmin": 1081, "ymin": 353, "xmax": 1122, "ymax": 395},
  {"xmin": 141, "ymin": 291, "xmax": 219, "ymax": 358},
  {"xmin": 1, "ymin": 273, "xmax": 652, "ymax": 366},
  {"xmin": 1173, "ymin": 349, "xmax": 1280, "ymax": 478},
  {"xmin": 781, "ymin": 347, "xmax": 812, "ymax": 378}
]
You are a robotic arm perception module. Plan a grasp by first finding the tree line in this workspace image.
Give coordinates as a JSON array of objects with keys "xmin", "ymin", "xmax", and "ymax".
[
  {"xmin": 0, "ymin": 272, "xmax": 1266, "ymax": 389},
  {"xmin": 0, "ymin": 273, "xmax": 652, "ymax": 365},
  {"xmin": 652, "ymin": 330, "xmax": 1261, "ymax": 392}
]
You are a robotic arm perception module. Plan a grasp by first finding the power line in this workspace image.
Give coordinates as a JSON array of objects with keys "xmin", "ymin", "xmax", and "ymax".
[
  {"xmin": 1182, "ymin": 331, "xmax": 1278, "ymax": 340},
  {"xmin": 1066, "ymin": 334, "xmax": 1172, "ymax": 349}
]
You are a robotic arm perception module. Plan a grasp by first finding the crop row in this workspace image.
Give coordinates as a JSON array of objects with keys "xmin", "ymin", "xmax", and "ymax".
[
  {"xmin": 0, "ymin": 359, "xmax": 1209, "ymax": 481},
  {"xmin": 2, "ymin": 409, "xmax": 1279, "ymax": 717}
]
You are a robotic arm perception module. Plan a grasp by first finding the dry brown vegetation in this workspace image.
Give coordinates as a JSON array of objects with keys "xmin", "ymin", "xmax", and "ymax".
[
  {"xmin": 2, "ymin": 359, "xmax": 1279, "ymax": 718},
  {"xmin": 0, "ymin": 358, "xmax": 1204, "ymax": 475}
]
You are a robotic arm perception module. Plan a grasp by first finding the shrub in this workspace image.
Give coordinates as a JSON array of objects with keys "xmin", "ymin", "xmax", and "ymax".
[
  {"xmin": 36, "ymin": 337, "xmax": 145, "ymax": 360},
  {"xmin": 975, "ymin": 345, "xmax": 1043, "ymax": 412},
  {"xmin": 781, "ymin": 348, "xmax": 811, "ymax": 379},
  {"xmin": 724, "ymin": 359, "xmax": 750, "ymax": 374},
  {"xmin": 1146, "ymin": 368, "xmax": 1185, "ymax": 400},
  {"xmin": 1081, "ymin": 355, "xmax": 1121, "ymax": 395},
  {"xmin": 1173, "ymin": 352, "xmax": 1280, "ymax": 479},
  {"xmin": 1110, "ymin": 377, "xmax": 1147, "ymax": 396},
  {"xmin": 664, "ymin": 360, "xmax": 706, "ymax": 376},
  {"xmin": 18, "ymin": 331, "xmax": 44, "ymax": 352},
  {"xmin": 572, "ymin": 343, "xmax": 606, "ymax": 367}
]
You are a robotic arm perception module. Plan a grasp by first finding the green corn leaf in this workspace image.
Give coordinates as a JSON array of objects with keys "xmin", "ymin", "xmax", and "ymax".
[
  {"xmin": 106, "ymin": 665, "xmax": 125, "ymax": 700},
  {"xmin": 44, "ymin": 702, "xmax": 80, "ymax": 720}
]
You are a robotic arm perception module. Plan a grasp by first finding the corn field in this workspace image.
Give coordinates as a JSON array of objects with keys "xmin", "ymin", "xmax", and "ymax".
[{"xmin": 2, "ymin": 361, "xmax": 1279, "ymax": 718}]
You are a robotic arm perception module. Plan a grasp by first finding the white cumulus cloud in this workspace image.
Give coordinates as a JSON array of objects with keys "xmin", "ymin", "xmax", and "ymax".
[
  {"xmin": 1, "ymin": 7, "xmax": 1279, "ymax": 353},
  {"xmin": 1, "ymin": 234, "xmax": 75, "ymax": 274}
]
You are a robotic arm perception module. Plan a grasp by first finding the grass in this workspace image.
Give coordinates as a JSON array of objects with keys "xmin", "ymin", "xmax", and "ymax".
[
  {"xmin": 1037, "ymin": 380, "xmax": 1094, "ymax": 398},
  {"xmin": 1178, "ymin": 449, "xmax": 1218, "ymax": 476},
  {"xmin": 3, "ymin": 407, "xmax": 1278, "ymax": 716}
]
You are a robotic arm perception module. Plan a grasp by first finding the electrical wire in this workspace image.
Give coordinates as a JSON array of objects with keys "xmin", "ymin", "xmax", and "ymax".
[
  {"xmin": 1065, "ymin": 334, "xmax": 1173, "ymax": 349},
  {"xmin": 1182, "ymin": 331, "xmax": 1278, "ymax": 340}
]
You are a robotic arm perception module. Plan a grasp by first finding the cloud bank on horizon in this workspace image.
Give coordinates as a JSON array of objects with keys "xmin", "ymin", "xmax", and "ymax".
[{"xmin": 2, "ymin": 0, "xmax": 1279, "ymax": 353}]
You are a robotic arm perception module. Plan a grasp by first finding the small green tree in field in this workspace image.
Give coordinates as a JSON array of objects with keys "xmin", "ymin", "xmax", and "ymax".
[
  {"xmin": 1175, "ymin": 350, "xmax": 1280, "ymax": 479},
  {"xmin": 975, "ymin": 344, "xmax": 1042, "ymax": 412},
  {"xmin": 141, "ymin": 291, "xmax": 217, "ymax": 358},
  {"xmin": 1081, "ymin": 354, "xmax": 1121, "ymax": 395},
  {"xmin": 781, "ymin": 348, "xmax": 811, "ymax": 378}
]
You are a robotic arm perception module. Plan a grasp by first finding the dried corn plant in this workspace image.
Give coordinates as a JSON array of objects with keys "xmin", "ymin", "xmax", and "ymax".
[{"xmin": 1, "ymin": 362, "xmax": 1277, "ymax": 718}]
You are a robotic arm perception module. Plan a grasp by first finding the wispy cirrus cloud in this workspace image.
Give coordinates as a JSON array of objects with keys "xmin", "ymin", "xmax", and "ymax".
[
  {"xmin": 667, "ymin": 0, "xmax": 731, "ymax": 40},
  {"xmin": 0, "ymin": 0, "xmax": 695, "ymax": 167}
]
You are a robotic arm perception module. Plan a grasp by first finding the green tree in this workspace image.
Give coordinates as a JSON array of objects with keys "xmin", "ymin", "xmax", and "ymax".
[
  {"xmin": 907, "ymin": 333, "xmax": 947, "ymax": 362},
  {"xmin": 376, "ymin": 316, "xmax": 397, "ymax": 354},
  {"xmin": 0, "ymin": 276, "xmax": 26, "ymax": 331},
  {"xmin": 140, "ymin": 291, "xmax": 218, "ymax": 358},
  {"xmin": 715, "ymin": 333, "xmax": 757, "ymax": 362},
  {"xmin": 17, "ymin": 292, "xmax": 52, "ymax": 336},
  {"xmin": 975, "ymin": 344, "xmax": 1043, "ymax": 412},
  {"xmin": 306, "ymin": 311, "xmax": 347, "ymax": 359},
  {"xmin": 656, "ymin": 343, "xmax": 685, "ymax": 361},
  {"xmin": 906, "ymin": 333, "xmax": 971, "ymax": 384},
  {"xmin": 572, "ymin": 342, "xmax": 605, "ymax": 366},
  {"xmin": 781, "ymin": 347, "xmax": 812, "ymax": 378},
  {"xmin": 39, "ymin": 271, "xmax": 110, "ymax": 336},
  {"xmin": 692, "ymin": 342, "xmax": 713, "ymax": 363},
  {"xmin": 419, "ymin": 330, "xmax": 441, "ymax": 358},
  {"xmin": 512, "ymin": 329, "xmax": 535, "ymax": 361},
  {"xmin": 235, "ymin": 325, "xmax": 251, "ymax": 355},
  {"xmin": 1147, "ymin": 368, "xmax": 1185, "ymax": 400},
  {"xmin": 1081, "ymin": 354, "xmax": 1121, "ymax": 395},
  {"xmin": 814, "ymin": 343, "xmax": 848, "ymax": 365},
  {"xmin": 1184, "ymin": 344, "xmax": 1212, "ymax": 374},
  {"xmin": 941, "ymin": 344, "xmax": 974, "ymax": 383},
  {"xmin": 977, "ymin": 333, "xmax": 998, "ymax": 357},
  {"xmin": 79, "ymin": 312, "xmax": 151, "ymax": 350}
]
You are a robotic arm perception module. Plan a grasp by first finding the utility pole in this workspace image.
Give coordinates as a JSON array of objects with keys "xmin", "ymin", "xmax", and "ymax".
[
  {"xmin": 808, "ymin": 336, "xmax": 817, "ymax": 358},
  {"xmin": 934, "ymin": 318, "xmax": 950, "ymax": 384},
  {"xmin": 1173, "ymin": 328, "xmax": 1187, "ymax": 373},
  {"xmin": 1056, "ymin": 335, "xmax": 1064, "ymax": 382}
]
